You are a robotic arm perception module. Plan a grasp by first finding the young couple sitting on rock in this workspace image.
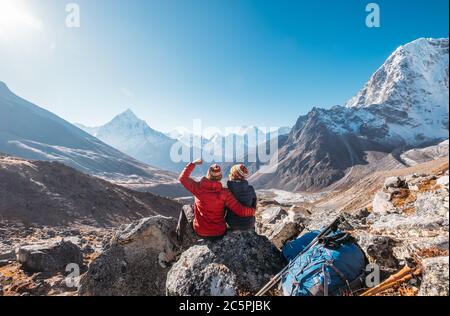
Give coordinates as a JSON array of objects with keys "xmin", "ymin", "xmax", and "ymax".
[{"xmin": 176, "ymin": 159, "xmax": 257, "ymax": 244}]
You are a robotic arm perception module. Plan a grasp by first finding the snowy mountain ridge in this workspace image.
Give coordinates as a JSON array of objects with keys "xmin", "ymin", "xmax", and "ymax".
[
  {"xmin": 251, "ymin": 37, "xmax": 449, "ymax": 192},
  {"xmin": 316, "ymin": 38, "xmax": 449, "ymax": 146}
]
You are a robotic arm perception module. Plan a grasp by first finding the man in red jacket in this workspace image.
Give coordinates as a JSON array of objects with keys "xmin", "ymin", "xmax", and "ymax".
[{"xmin": 177, "ymin": 159, "xmax": 256, "ymax": 241}]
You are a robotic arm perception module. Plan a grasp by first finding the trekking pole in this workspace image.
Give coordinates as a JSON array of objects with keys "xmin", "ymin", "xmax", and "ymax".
[{"xmin": 255, "ymin": 215, "xmax": 345, "ymax": 296}]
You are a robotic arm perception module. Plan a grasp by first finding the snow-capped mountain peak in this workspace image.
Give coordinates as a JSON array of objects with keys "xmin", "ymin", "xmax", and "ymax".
[
  {"xmin": 251, "ymin": 38, "xmax": 449, "ymax": 192},
  {"xmin": 114, "ymin": 108, "xmax": 139, "ymax": 121},
  {"xmin": 76, "ymin": 109, "xmax": 181, "ymax": 171},
  {"xmin": 346, "ymin": 37, "xmax": 449, "ymax": 110},
  {"xmin": 332, "ymin": 37, "xmax": 449, "ymax": 145}
]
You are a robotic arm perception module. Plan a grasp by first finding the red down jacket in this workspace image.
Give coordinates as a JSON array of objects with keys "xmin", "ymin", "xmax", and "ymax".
[{"xmin": 179, "ymin": 163, "xmax": 256, "ymax": 237}]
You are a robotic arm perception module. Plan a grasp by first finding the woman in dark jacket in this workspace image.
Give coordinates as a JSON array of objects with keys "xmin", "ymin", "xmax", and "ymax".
[{"xmin": 225, "ymin": 164, "xmax": 257, "ymax": 231}]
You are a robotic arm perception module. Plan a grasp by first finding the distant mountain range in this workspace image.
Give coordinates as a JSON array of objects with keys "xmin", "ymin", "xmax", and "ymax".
[
  {"xmin": 251, "ymin": 38, "xmax": 449, "ymax": 191},
  {"xmin": 76, "ymin": 109, "xmax": 182, "ymax": 172},
  {"xmin": 1, "ymin": 37, "xmax": 447, "ymax": 196},
  {"xmin": 77, "ymin": 111, "xmax": 291, "ymax": 171},
  {"xmin": 0, "ymin": 82, "xmax": 180, "ymax": 195}
]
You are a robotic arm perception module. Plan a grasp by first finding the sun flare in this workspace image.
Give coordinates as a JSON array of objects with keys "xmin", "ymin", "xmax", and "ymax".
[{"xmin": 0, "ymin": 0, "xmax": 43, "ymax": 40}]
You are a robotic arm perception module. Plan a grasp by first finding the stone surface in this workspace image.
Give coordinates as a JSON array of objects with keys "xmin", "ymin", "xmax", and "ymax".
[
  {"xmin": 267, "ymin": 215, "xmax": 302, "ymax": 249},
  {"xmin": 384, "ymin": 177, "xmax": 405, "ymax": 189},
  {"xmin": 166, "ymin": 231, "xmax": 285, "ymax": 296},
  {"xmin": 437, "ymin": 175, "xmax": 449, "ymax": 187},
  {"xmin": 372, "ymin": 191, "xmax": 395, "ymax": 214},
  {"xmin": 78, "ymin": 216, "xmax": 180, "ymax": 296},
  {"xmin": 16, "ymin": 240, "xmax": 83, "ymax": 273},
  {"xmin": 419, "ymin": 256, "xmax": 449, "ymax": 296},
  {"xmin": 0, "ymin": 250, "xmax": 15, "ymax": 261},
  {"xmin": 355, "ymin": 234, "xmax": 399, "ymax": 270}
]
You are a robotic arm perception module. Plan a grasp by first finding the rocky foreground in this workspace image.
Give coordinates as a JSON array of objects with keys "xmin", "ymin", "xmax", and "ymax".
[{"xmin": 1, "ymin": 166, "xmax": 448, "ymax": 296}]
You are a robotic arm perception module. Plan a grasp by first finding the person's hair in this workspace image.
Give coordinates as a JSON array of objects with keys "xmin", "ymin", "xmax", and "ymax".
[
  {"xmin": 207, "ymin": 164, "xmax": 222, "ymax": 182},
  {"xmin": 207, "ymin": 173, "xmax": 223, "ymax": 182}
]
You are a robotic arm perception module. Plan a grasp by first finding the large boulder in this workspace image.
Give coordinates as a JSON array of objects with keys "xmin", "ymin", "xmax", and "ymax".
[
  {"xmin": 166, "ymin": 231, "xmax": 285, "ymax": 296},
  {"xmin": 78, "ymin": 216, "xmax": 180, "ymax": 296},
  {"xmin": 256, "ymin": 204, "xmax": 304, "ymax": 249},
  {"xmin": 266, "ymin": 215, "xmax": 302, "ymax": 249},
  {"xmin": 372, "ymin": 191, "xmax": 395, "ymax": 215},
  {"xmin": 16, "ymin": 240, "xmax": 83, "ymax": 273},
  {"xmin": 256, "ymin": 205, "xmax": 287, "ymax": 236},
  {"xmin": 419, "ymin": 256, "xmax": 449, "ymax": 296}
]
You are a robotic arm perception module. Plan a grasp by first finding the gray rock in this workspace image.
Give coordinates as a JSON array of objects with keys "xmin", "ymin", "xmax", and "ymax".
[
  {"xmin": 16, "ymin": 241, "xmax": 83, "ymax": 272},
  {"xmin": 166, "ymin": 231, "xmax": 285, "ymax": 296},
  {"xmin": 355, "ymin": 234, "xmax": 399, "ymax": 270},
  {"xmin": 267, "ymin": 215, "xmax": 302, "ymax": 249},
  {"xmin": 384, "ymin": 177, "xmax": 407, "ymax": 189},
  {"xmin": 0, "ymin": 250, "xmax": 16, "ymax": 261},
  {"xmin": 372, "ymin": 191, "xmax": 394, "ymax": 214},
  {"xmin": 437, "ymin": 176, "xmax": 449, "ymax": 188},
  {"xmin": 260, "ymin": 206, "xmax": 286, "ymax": 225},
  {"xmin": 81, "ymin": 244, "xmax": 95, "ymax": 255},
  {"xmin": 393, "ymin": 236, "xmax": 449, "ymax": 263},
  {"xmin": 78, "ymin": 216, "xmax": 180, "ymax": 296},
  {"xmin": 166, "ymin": 246, "xmax": 237, "ymax": 296},
  {"xmin": 414, "ymin": 191, "xmax": 448, "ymax": 219},
  {"xmin": 16, "ymin": 240, "xmax": 83, "ymax": 273},
  {"xmin": 419, "ymin": 256, "xmax": 449, "ymax": 296}
]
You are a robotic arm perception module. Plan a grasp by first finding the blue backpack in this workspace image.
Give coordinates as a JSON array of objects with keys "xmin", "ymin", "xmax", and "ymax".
[{"xmin": 281, "ymin": 230, "xmax": 367, "ymax": 296}]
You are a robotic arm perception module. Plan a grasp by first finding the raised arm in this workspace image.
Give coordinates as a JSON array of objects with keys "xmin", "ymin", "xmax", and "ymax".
[
  {"xmin": 224, "ymin": 191, "xmax": 256, "ymax": 217},
  {"xmin": 179, "ymin": 160, "xmax": 201, "ymax": 196}
]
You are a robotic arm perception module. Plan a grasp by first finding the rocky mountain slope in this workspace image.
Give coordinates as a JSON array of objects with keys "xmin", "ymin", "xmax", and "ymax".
[
  {"xmin": 73, "ymin": 161, "xmax": 448, "ymax": 297},
  {"xmin": 251, "ymin": 38, "xmax": 449, "ymax": 192},
  {"xmin": 0, "ymin": 82, "xmax": 179, "ymax": 192},
  {"xmin": 1, "ymin": 153, "xmax": 447, "ymax": 296},
  {"xmin": 0, "ymin": 154, "xmax": 181, "ymax": 227},
  {"xmin": 400, "ymin": 140, "xmax": 449, "ymax": 166}
]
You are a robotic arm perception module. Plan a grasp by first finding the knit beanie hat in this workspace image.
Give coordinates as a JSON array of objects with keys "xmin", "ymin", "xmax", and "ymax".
[
  {"xmin": 207, "ymin": 164, "xmax": 223, "ymax": 181},
  {"xmin": 229, "ymin": 164, "xmax": 249, "ymax": 180}
]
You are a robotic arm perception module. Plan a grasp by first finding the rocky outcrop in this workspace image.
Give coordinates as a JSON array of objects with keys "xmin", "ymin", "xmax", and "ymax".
[
  {"xmin": 166, "ymin": 231, "xmax": 285, "ymax": 296},
  {"xmin": 419, "ymin": 256, "xmax": 449, "ymax": 296},
  {"xmin": 366, "ymin": 173, "xmax": 449, "ymax": 258},
  {"xmin": 356, "ymin": 235, "xmax": 399, "ymax": 270},
  {"xmin": 256, "ymin": 205, "xmax": 304, "ymax": 249},
  {"xmin": 16, "ymin": 240, "xmax": 83, "ymax": 273},
  {"xmin": 359, "ymin": 171, "xmax": 449, "ymax": 292},
  {"xmin": 78, "ymin": 216, "xmax": 180, "ymax": 296}
]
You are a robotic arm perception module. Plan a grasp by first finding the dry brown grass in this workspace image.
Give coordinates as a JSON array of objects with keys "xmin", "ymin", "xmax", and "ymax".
[
  {"xmin": 433, "ymin": 162, "xmax": 449, "ymax": 175},
  {"xmin": 415, "ymin": 247, "xmax": 450, "ymax": 260},
  {"xmin": 391, "ymin": 189, "xmax": 417, "ymax": 208},
  {"xmin": 378, "ymin": 283, "xmax": 419, "ymax": 296},
  {"xmin": 418, "ymin": 179, "xmax": 438, "ymax": 193},
  {"xmin": 0, "ymin": 263, "xmax": 34, "ymax": 296}
]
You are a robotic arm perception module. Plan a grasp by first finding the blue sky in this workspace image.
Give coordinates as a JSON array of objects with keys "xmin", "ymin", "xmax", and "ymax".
[{"xmin": 0, "ymin": 0, "xmax": 448, "ymax": 133}]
